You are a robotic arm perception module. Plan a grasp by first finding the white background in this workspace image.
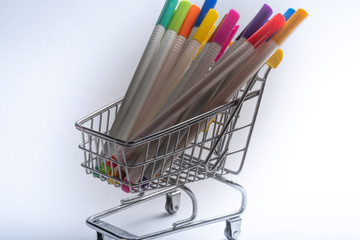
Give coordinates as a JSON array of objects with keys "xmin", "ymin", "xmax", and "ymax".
[{"xmin": 1, "ymin": 0, "xmax": 359, "ymax": 239}]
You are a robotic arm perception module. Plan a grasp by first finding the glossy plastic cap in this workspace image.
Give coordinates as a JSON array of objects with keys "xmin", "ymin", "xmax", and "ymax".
[
  {"xmin": 214, "ymin": 25, "xmax": 239, "ymax": 63},
  {"xmin": 194, "ymin": 24, "xmax": 216, "ymax": 59},
  {"xmin": 212, "ymin": 9, "xmax": 240, "ymax": 46},
  {"xmin": 157, "ymin": 0, "xmax": 179, "ymax": 29},
  {"xmin": 168, "ymin": 1, "xmax": 192, "ymax": 33},
  {"xmin": 208, "ymin": 14, "xmax": 227, "ymax": 42},
  {"xmin": 283, "ymin": 8, "xmax": 296, "ymax": 21},
  {"xmin": 248, "ymin": 13, "xmax": 285, "ymax": 49},
  {"xmin": 271, "ymin": 9, "xmax": 308, "ymax": 46},
  {"xmin": 266, "ymin": 49, "xmax": 283, "ymax": 69},
  {"xmin": 194, "ymin": 0, "xmax": 217, "ymax": 27},
  {"xmin": 193, "ymin": 9, "xmax": 219, "ymax": 43},
  {"xmin": 241, "ymin": 4, "xmax": 273, "ymax": 39},
  {"xmin": 179, "ymin": 5, "xmax": 201, "ymax": 37}
]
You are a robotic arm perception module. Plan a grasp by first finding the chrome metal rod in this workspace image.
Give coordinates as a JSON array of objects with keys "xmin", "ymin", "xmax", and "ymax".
[
  {"xmin": 88, "ymin": 186, "xmax": 178, "ymax": 221},
  {"xmin": 204, "ymin": 73, "xmax": 259, "ymax": 166},
  {"xmin": 226, "ymin": 66, "xmax": 272, "ymax": 175},
  {"xmin": 173, "ymin": 185, "xmax": 198, "ymax": 228},
  {"xmin": 121, "ymin": 192, "xmax": 145, "ymax": 205}
]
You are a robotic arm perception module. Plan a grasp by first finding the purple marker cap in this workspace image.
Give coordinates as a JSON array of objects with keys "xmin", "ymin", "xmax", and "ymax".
[
  {"xmin": 212, "ymin": 9, "xmax": 240, "ymax": 47},
  {"xmin": 237, "ymin": 4, "xmax": 273, "ymax": 40}
]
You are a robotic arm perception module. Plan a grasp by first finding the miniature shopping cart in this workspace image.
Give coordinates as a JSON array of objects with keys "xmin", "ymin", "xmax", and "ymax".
[{"xmin": 75, "ymin": 50, "xmax": 283, "ymax": 240}]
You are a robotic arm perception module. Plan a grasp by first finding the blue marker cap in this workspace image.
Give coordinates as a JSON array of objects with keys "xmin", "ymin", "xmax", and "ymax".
[
  {"xmin": 194, "ymin": 0, "xmax": 217, "ymax": 27},
  {"xmin": 157, "ymin": 0, "xmax": 179, "ymax": 29},
  {"xmin": 283, "ymin": 8, "xmax": 296, "ymax": 21},
  {"xmin": 265, "ymin": 8, "xmax": 296, "ymax": 42}
]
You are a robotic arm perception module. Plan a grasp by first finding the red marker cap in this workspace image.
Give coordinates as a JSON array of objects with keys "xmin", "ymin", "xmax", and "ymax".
[{"xmin": 248, "ymin": 13, "xmax": 285, "ymax": 49}]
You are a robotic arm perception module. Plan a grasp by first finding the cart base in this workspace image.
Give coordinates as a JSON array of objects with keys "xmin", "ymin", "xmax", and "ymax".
[{"xmin": 86, "ymin": 176, "xmax": 246, "ymax": 240}]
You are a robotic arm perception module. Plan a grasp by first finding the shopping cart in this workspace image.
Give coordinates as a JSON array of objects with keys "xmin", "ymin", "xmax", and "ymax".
[{"xmin": 75, "ymin": 50, "xmax": 283, "ymax": 240}]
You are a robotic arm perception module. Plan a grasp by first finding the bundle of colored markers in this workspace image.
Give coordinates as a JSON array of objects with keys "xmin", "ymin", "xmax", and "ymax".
[{"xmin": 103, "ymin": 0, "xmax": 308, "ymax": 191}]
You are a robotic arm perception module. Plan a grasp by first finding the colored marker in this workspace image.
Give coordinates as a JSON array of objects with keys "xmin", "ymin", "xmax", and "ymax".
[
  {"xmin": 109, "ymin": 0, "xmax": 178, "ymax": 139},
  {"xmin": 194, "ymin": 24, "xmax": 215, "ymax": 59},
  {"xmin": 114, "ymin": 1, "xmax": 191, "ymax": 141},
  {"xmin": 214, "ymin": 24, "xmax": 239, "ymax": 62},
  {"xmin": 195, "ymin": 13, "xmax": 227, "ymax": 59}
]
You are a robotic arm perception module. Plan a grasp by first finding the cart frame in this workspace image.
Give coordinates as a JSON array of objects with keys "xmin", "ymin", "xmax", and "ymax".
[{"xmin": 75, "ymin": 65, "xmax": 274, "ymax": 240}]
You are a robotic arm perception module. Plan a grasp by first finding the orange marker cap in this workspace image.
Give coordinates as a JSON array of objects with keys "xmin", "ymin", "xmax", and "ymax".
[
  {"xmin": 271, "ymin": 9, "xmax": 308, "ymax": 46},
  {"xmin": 179, "ymin": 5, "xmax": 201, "ymax": 38}
]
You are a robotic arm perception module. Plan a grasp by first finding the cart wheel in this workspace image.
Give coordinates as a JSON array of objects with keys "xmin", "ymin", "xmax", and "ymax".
[
  {"xmin": 165, "ymin": 201, "xmax": 177, "ymax": 214},
  {"xmin": 224, "ymin": 217, "xmax": 242, "ymax": 240},
  {"xmin": 165, "ymin": 190, "xmax": 181, "ymax": 214},
  {"xmin": 96, "ymin": 232, "xmax": 103, "ymax": 240}
]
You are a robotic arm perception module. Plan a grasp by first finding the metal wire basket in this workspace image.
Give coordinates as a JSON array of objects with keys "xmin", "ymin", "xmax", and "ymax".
[{"xmin": 75, "ymin": 65, "xmax": 270, "ymax": 195}]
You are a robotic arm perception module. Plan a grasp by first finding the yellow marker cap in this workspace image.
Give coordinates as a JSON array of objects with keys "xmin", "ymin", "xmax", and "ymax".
[
  {"xmin": 193, "ymin": 9, "xmax": 219, "ymax": 43},
  {"xmin": 271, "ymin": 8, "xmax": 308, "ymax": 46},
  {"xmin": 194, "ymin": 25, "xmax": 215, "ymax": 59},
  {"xmin": 266, "ymin": 49, "xmax": 283, "ymax": 69}
]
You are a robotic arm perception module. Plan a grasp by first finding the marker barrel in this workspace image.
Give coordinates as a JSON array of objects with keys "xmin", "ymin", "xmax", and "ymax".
[
  {"xmin": 109, "ymin": 25, "xmax": 166, "ymax": 139},
  {"xmin": 128, "ymin": 34, "xmax": 188, "ymax": 137},
  {"xmin": 118, "ymin": 30, "xmax": 178, "ymax": 140}
]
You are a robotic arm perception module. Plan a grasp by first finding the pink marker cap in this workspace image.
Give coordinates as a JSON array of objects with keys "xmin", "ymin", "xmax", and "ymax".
[
  {"xmin": 121, "ymin": 178, "xmax": 133, "ymax": 193},
  {"xmin": 214, "ymin": 25, "xmax": 239, "ymax": 63},
  {"xmin": 212, "ymin": 9, "xmax": 240, "ymax": 47}
]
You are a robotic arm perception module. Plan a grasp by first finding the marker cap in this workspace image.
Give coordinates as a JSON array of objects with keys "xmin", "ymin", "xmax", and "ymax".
[
  {"xmin": 194, "ymin": 24, "xmax": 216, "ymax": 59},
  {"xmin": 212, "ymin": 9, "xmax": 240, "ymax": 47},
  {"xmin": 241, "ymin": 4, "xmax": 273, "ymax": 40},
  {"xmin": 194, "ymin": 0, "xmax": 217, "ymax": 27},
  {"xmin": 179, "ymin": 5, "xmax": 201, "ymax": 37},
  {"xmin": 157, "ymin": 0, "xmax": 179, "ymax": 29},
  {"xmin": 283, "ymin": 8, "xmax": 296, "ymax": 21},
  {"xmin": 271, "ymin": 9, "xmax": 308, "ymax": 46},
  {"xmin": 208, "ymin": 14, "xmax": 227, "ymax": 42},
  {"xmin": 227, "ymin": 25, "xmax": 239, "ymax": 45},
  {"xmin": 193, "ymin": 9, "xmax": 219, "ymax": 43},
  {"xmin": 266, "ymin": 49, "xmax": 283, "ymax": 69},
  {"xmin": 214, "ymin": 25, "xmax": 239, "ymax": 63},
  {"xmin": 168, "ymin": 1, "xmax": 192, "ymax": 33},
  {"xmin": 248, "ymin": 13, "xmax": 285, "ymax": 49}
]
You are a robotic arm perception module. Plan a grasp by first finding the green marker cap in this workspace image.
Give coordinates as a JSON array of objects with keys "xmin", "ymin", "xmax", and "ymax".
[
  {"xmin": 167, "ymin": 1, "xmax": 192, "ymax": 33},
  {"xmin": 157, "ymin": 0, "xmax": 179, "ymax": 29}
]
